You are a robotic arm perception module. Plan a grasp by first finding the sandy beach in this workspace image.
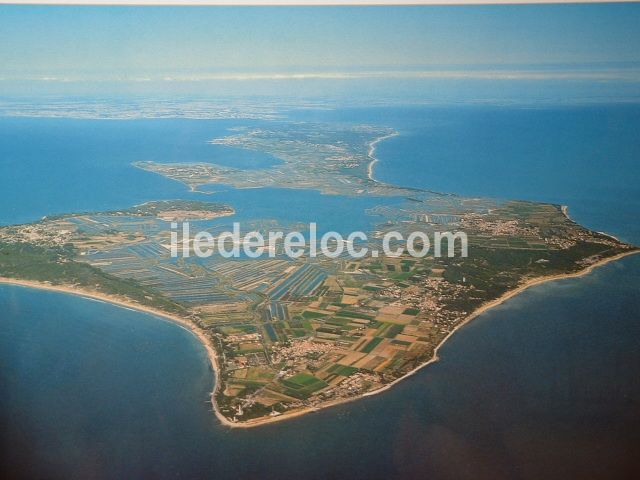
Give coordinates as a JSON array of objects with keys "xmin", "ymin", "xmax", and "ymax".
[
  {"xmin": 1, "ymin": 248, "xmax": 637, "ymax": 429},
  {"xmin": 367, "ymin": 132, "xmax": 399, "ymax": 181},
  {"xmin": 0, "ymin": 276, "xmax": 237, "ymax": 428},
  {"xmin": 229, "ymin": 248, "xmax": 640, "ymax": 428}
]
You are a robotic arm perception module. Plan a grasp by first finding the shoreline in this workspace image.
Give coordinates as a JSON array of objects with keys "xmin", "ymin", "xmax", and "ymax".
[
  {"xmin": 367, "ymin": 132, "xmax": 399, "ymax": 181},
  {"xmin": 0, "ymin": 277, "xmax": 237, "ymax": 429},
  {"xmin": 2, "ymin": 248, "xmax": 637, "ymax": 429},
  {"xmin": 561, "ymin": 204, "xmax": 622, "ymax": 242},
  {"xmin": 227, "ymin": 248, "xmax": 640, "ymax": 428}
]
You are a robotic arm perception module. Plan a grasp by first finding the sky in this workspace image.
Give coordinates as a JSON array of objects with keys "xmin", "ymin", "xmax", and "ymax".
[{"xmin": 1, "ymin": 4, "xmax": 640, "ymax": 98}]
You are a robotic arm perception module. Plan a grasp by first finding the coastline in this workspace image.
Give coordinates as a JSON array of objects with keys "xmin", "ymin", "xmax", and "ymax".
[
  {"xmin": 562, "ymin": 204, "xmax": 622, "ymax": 242},
  {"xmin": 2, "ymin": 248, "xmax": 637, "ymax": 429},
  {"xmin": 228, "ymin": 248, "xmax": 640, "ymax": 428},
  {"xmin": 0, "ymin": 276, "xmax": 237, "ymax": 429},
  {"xmin": 360, "ymin": 249, "xmax": 640, "ymax": 399},
  {"xmin": 367, "ymin": 132, "xmax": 399, "ymax": 181}
]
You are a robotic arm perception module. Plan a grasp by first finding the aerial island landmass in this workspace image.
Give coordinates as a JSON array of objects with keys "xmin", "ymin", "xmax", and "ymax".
[{"xmin": 1, "ymin": 122, "xmax": 637, "ymax": 427}]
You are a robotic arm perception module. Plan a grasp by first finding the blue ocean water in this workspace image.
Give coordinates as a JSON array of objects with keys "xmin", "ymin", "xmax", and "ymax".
[
  {"xmin": 371, "ymin": 105, "xmax": 640, "ymax": 244},
  {"xmin": 0, "ymin": 117, "xmax": 390, "ymax": 234},
  {"xmin": 293, "ymin": 104, "xmax": 640, "ymax": 243},
  {"xmin": 0, "ymin": 118, "xmax": 211, "ymax": 224},
  {"xmin": 1, "ymin": 106, "xmax": 639, "ymax": 479}
]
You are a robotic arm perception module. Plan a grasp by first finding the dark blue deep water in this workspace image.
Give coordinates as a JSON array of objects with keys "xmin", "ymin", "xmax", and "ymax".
[{"xmin": 1, "ymin": 106, "xmax": 639, "ymax": 479}]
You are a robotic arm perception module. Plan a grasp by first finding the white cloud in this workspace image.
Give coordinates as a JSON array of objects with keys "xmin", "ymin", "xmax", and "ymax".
[{"xmin": 3, "ymin": 68, "xmax": 640, "ymax": 83}]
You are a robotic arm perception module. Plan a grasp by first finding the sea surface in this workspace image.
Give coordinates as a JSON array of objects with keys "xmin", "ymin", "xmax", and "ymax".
[{"xmin": 1, "ymin": 105, "xmax": 639, "ymax": 479}]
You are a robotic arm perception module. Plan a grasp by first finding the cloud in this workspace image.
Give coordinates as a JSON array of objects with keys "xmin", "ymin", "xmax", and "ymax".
[{"xmin": 3, "ymin": 68, "xmax": 640, "ymax": 83}]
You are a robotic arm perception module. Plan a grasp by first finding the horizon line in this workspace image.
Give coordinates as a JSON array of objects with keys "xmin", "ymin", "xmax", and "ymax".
[{"xmin": 3, "ymin": 67, "xmax": 640, "ymax": 83}]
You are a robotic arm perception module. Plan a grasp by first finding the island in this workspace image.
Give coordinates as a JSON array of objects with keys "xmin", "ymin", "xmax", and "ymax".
[{"xmin": 1, "ymin": 123, "xmax": 637, "ymax": 428}]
